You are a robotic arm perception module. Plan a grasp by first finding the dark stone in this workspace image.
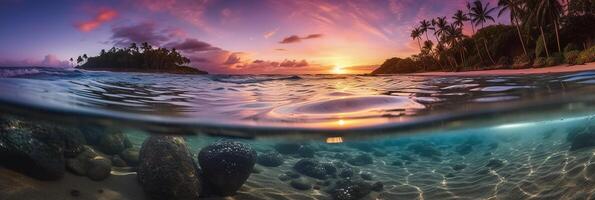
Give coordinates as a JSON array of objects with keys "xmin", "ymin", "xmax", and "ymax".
[
  {"xmin": 290, "ymin": 179, "xmax": 312, "ymax": 190},
  {"xmin": 445, "ymin": 173, "xmax": 455, "ymax": 178},
  {"xmin": 86, "ymin": 157, "xmax": 112, "ymax": 181},
  {"xmin": 339, "ymin": 168, "xmax": 355, "ymax": 178},
  {"xmin": 371, "ymin": 181, "xmax": 383, "ymax": 192},
  {"xmin": 347, "ymin": 153, "xmax": 373, "ymax": 166},
  {"xmin": 452, "ymin": 164, "xmax": 466, "ymax": 171},
  {"xmin": 70, "ymin": 189, "xmax": 81, "ymax": 197},
  {"xmin": 119, "ymin": 147, "xmax": 140, "ymax": 166},
  {"xmin": 294, "ymin": 158, "xmax": 334, "ymax": 179},
  {"xmin": 360, "ymin": 172, "xmax": 373, "ymax": 180},
  {"xmin": 297, "ymin": 145, "xmax": 315, "ymax": 158},
  {"xmin": 407, "ymin": 143, "xmax": 442, "ymax": 158},
  {"xmin": 198, "ymin": 140, "xmax": 256, "ymax": 196},
  {"xmin": 274, "ymin": 143, "xmax": 302, "ymax": 154},
  {"xmin": 0, "ymin": 119, "xmax": 65, "ymax": 180},
  {"xmin": 256, "ymin": 151, "xmax": 284, "ymax": 167},
  {"xmin": 138, "ymin": 136, "xmax": 201, "ymax": 200},
  {"xmin": 285, "ymin": 171, "xmax": 301, "ymax": 179},
  {"xmin": 66, "ymin": 158, "xmax": 86, "ymax": 175},
  {"xmin": 111, "ymin": 155, "xmax": 127, "ymax": 167},
  {"xmin": 97, "ymin": 131, "xmax": 131, "ymax": 155},
  {"xmin": 330, "ymin": 179, "xmax": 372, "ymax": 200},
  {"xmin": 569, "ymin": 131, "xmax": 595, "ymax": 151},
  {"xmin": 62, "ymin": 128, "xmax": 87, "ymax": 158},
  {"xmin": 486, "ymin": 159, "xmax": 506, "ymax": 169}
]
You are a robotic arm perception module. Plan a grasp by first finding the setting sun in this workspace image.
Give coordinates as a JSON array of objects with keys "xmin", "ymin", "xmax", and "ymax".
[{"xmin": 332, "ymin": 66, "xmax": 346, "ymax": 74}]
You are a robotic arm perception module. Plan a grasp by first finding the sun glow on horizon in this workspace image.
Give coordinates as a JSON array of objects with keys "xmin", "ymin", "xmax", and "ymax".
[{"xmin": 332, "ymin": 66, "xmax": 347, "ymax": 74}]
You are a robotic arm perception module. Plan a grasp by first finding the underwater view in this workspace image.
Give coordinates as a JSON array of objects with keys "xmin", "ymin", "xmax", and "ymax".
[{"xmin": 1, "ymin": 0, "xmax": 595, "ymax": 199}]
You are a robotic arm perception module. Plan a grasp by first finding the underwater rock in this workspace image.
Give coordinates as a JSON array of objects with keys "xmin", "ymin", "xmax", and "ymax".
[
  {"xmin": 486, "ymin": 159, "xmax": 506, "ymax": 169},
  {"xmin": 330, "ymin": 179, "xmax": 373, "ymax": 200},
  {"xmin": 0, "ymin": 119, "xmax": 65, "ymax": 180},
  {"xmin": 339, "ymin": 168, "xmax": 355, "ymax": 178},
  {"xmin": 294, "ymin": 158, "xmax": 336, "ymax": 179},
  {"xmin": 360, "ymin": 172, "xmax": 373, "ymax": 180},
  {"xmin": 445, "ymin": 173, "xmax": 455, "ymax": 178},
  {"xmin": 256, "ymin": 151, "xmax": 284, "ymax": 167},
  {"xmin": 297, "ymin": 145, "xmax": 316, "ymax": 158},
  {"xmin": 138, "ymin": 136, "xmax": 201, "ymax": 200},
  {"xmin": 290, "ymin": 178, "xmax": 312, "ymax": 190},
  {"xmin": 371, "ymin": 181, "xmax": 383, "ymax": 192},
  {"xmin": 119, "ymin": 147, "xmax": 140, "ymax": 166},
  {"xmin": 111, "ymin": 155, "xmax": 127, "ymax": 167},
  {"xmin": 569, "ymin": 131, "xmax": 595, "ymax": 151},
  {"xmin": 452, "ymin": 164, "xmax": 467, "ymax": 171},
  {"xmin": 86, "ymin": 157, "xmax": 112, "ymax": 181},
  {"xmin": 286, "ymin": 171, "xmax": 301, "ymax": 179},
  {"xmin": 97, "ymin": 131, "xmax": 132, "ymax": 155},
  {"xmin": 66, "ymin": 158, "xmax": 87, "ymax": 175},
  {"xmin": 274, "ymin": 143, "xmax": 302, "ymax": 154},
  {"xmin": 62, "ymin": 128, "xmax": 87, "ymax": 158},
  {"xmin": 407, "ymin": 143, "xmax": 442, "ymax": 158},
  {"xmin": 198, "ymin": 140, "xmax": 256, "ymax": 196},
  {"xmin": 347, "ymin": 153, "xmax": 373, "ymax": 166}
]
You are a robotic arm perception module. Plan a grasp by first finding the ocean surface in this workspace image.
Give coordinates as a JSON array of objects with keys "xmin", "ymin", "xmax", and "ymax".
[{"xmin": 1, "ymin": 67, "xmax": 595, "ymax": 200}]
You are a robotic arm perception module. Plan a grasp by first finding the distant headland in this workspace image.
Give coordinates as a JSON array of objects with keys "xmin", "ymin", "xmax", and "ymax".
[{"xmin": 74, "ymin": 42, "xmax": 208, "ymax": 74}]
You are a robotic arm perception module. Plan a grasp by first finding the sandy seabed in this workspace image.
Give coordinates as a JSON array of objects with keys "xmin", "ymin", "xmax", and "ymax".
[{"xmin": 2, "ymin": 125, "xmax": 595, "ymax": 200}]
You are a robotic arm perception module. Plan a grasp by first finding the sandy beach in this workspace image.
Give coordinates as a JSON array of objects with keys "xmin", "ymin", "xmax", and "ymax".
[{"xmin": 412, "ymin": 62, "xmax": 595, "ymax": 76}]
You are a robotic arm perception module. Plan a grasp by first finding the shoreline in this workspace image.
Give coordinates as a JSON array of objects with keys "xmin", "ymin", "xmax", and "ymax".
[{"xmin": 409, "ymin": 62, "xmax": 595, "ymax": 76}]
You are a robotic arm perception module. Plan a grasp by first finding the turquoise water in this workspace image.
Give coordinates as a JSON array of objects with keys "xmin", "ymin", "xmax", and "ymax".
[{"xmin": 1, "ymin": 67, "xmax": 595, "ymax": 199}]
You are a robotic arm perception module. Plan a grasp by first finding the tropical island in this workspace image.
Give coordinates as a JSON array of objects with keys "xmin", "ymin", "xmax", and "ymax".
[
  {"xmin": 372, "ymin": 0, "xmax": 595, "ymax": 75},
  {"xmin": 75, "ymin": 42, "xmax": 208, "ymax": 74}
]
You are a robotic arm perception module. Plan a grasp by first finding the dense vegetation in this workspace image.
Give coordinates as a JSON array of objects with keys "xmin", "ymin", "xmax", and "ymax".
[
  {"xmin": 74, "ymin": 42, "xmax": 207, "ymax": 74},
  {"xmin": 373, "ymin": 0, "xmax": 595, "ymax": 74}
]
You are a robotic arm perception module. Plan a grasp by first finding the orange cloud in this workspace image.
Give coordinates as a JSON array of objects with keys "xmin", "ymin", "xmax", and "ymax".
[{"xmin": 75, "ymin": 9, "xmax": 118, "ymax": 32}]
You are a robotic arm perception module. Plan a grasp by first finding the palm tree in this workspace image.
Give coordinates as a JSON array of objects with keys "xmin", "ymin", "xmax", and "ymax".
[
  {"xmin": 419, "ymin": 20, "xmax": 432, "ymax": 41},
  {"xmin": 76, "ymin": 56, "xmax": 83, "ymax": 66},
  {"xmin": 410, "ymin": 27, "xmax": 423, "ymax": 51},
  {"xmin": 535, "ymin": 0, "xmax": 563, "ymax": 54},
  {"xmin": 466, "ymin": 1, "xmax": 484, "ymax": 68},
  {"xmin": 452, "ymin": 10, "xmax": 469, "ymax": 28},
  {"xmin": 434, "ymin": 17, "xmax": 449, "ymax": 44},
  {"xmin": 498, "ymin": 0, "xmax": 529, "ymax": 57},
  {"xmin": 469, "ymin": 0, "xmax": 497, "ymax": 65}
]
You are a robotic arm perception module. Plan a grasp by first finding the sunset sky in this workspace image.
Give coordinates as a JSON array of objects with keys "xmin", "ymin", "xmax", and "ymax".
[{"xmin": 0, "ymin": 0, "xmax": 508, "ymax": 74}]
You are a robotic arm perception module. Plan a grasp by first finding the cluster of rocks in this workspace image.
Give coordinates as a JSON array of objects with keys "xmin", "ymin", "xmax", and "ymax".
[
  {"xmin": 0, "ymin": 117, "xmax": 139, "ymax": 182},
  {"xmin": 256, "ymin": 141, "xmax": 385, "ymax": 200},
  {"xmin": 137, "ymin": 137, "xmax": 257, "ymax": 199}
]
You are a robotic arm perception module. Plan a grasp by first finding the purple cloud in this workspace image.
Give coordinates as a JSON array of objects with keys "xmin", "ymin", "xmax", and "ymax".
[
  {"xmin": 110, "ymin": 22, "xmax": 169, "ymax": 46},
  {"xmin": 164, "ymin": 38, "xmax": 220, "ymax": 53},
  {"xmin": 279, "ymin": 34, "xmax": 323, "ymax": 44}
]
